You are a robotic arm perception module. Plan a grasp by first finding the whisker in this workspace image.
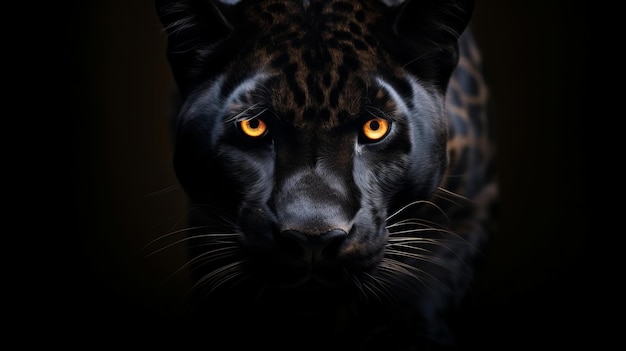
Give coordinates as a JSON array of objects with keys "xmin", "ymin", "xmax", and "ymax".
[
  {"xmin": 359, "ymin": 277, "xmax": 386, "ymax": 304},
  {"xmin": 401, "ymin": 51, "xmax": 432, "ymax": 69},
  {"xmin": 350, "ymin": 272, "xmax": 368, "ymax": 300},
  {"xmin": 385, "ymin": 248, "xmax": 447, "ymax": 266},
  {"xmin": 197, "ymin": 260, "xmax": 248, "ymax": 294},
  {"xmin": 385, "ymin": 232, "xmax": 482, "ymax": 285},
  {"xmin": 361, "ymin": 272, "xmax": 398, "ymax": 303},
  {"xmin": 141, "ymin": 226, "xmax": 210, "ymax": 251},
  {"xmin": 387, "ymin": 227, "xmax": 456, "ymax": 236},
  {"xmin": 375, "ymin": 266, "xmax": 418, "ymax": 293},
  {"xmin": 380, "ymin": 257, "xmax": 452, "ymax": 294},
  {"xmin": 142, "ymin": 183, "xmax": 182, "ymax": 198},
  {"xmin": 364, "ymin": 105, "xmax": 393, "ymax": 120},
  {"xmin": 436, "ymin": 186, "xmax": 472, "ymax": 202},
  {"xmin": 386, "ymin": 219, "xmax": 429, "ymax": 228},
  {"xmin": 378, "ymin": 258, "xmax": 427, "ymax": 287},
  {"xmin": 250, "ymin": 281, "xmax": 272, "ymax": 306},
  {"xmin": 397, "ymin": 224, "xmax": 484, "ymax": 255},
  {"xmin": 224, "ymin": 104, "xmax": 267, "ymax": 123},
  {"xmin": 387, "ymin": 218, "xmax": 444, "ymax": 229},
  {"xmin": 180, "ymin": 258, "xmax": 249, "ymax": 306},
  {"xmin": 160, "ymin": 245, "xmax": 239, "ymax": 287},
  {"xmin": 143, "ymin": 230, "xmax": 238, "ymax": 257},
  {"xmin": 432, "ymin": 194, "xmax": 465, "ymax": 208},
  {"xmin": 186, "ymin": 205, "xmax": 239, "ymax": 229},
  {"xmin": 387, "ymin": 200, "xmax": 451, "ymax": 223},
  {"xmin": 386, "ymin": 200, "xmax": 427, "ymax": 221}
]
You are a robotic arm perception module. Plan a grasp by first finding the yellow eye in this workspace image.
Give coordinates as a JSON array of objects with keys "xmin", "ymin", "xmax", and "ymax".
[
  {"xmin": 362, "ymin": 118, "xmax": 390, "ymax": 141},
  {"xmin": 239, "ymin": 118, "xmax": 268, "ymax": 138}
]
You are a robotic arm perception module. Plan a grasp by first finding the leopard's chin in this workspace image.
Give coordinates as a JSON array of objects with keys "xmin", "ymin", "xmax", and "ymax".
[
  {"xmin": 250, "ymin": 243, "xmax": 382, "ymax": 294},
  {"xmin": 263, "ymin": 277, "xmax": 354, "ymax": 315},
  {"xmin": 258, "ymin": 257, "xmax": 352, "ymax": 290}
]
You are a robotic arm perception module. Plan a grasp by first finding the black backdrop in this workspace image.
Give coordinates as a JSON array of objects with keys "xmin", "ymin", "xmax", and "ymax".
[{"xmin": 46, "ymin": 0, "xmax": 590, "ymax": 348}]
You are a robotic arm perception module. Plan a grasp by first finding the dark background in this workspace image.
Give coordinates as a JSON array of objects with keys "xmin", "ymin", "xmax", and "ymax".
[{"xmin": 35, "ymin": 0, "xmax": 591, "ymax": 348}]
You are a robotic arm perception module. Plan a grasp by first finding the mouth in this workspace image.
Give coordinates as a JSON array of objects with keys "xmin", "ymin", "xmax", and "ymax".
[
  {"xmin": 265, "ymin": 255, "xmax": 347, "ymax": 289},
  {"xmin": 272, "ymin": 268, "xmax": 345, "ymax": 290},
  {"xmin": 267, "ymin": 277, "xmax": 352, "ymax": 315}
]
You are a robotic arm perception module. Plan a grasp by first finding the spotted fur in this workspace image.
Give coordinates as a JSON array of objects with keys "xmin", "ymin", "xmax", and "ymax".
[{"xmin": 154, "ymin": 0, "xmax": 497, "ymax": 349}]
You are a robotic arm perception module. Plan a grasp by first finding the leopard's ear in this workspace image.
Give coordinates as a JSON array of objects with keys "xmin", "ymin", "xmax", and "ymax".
[
  {"xmin": 154, "ymin": 0, "xmax": 242, "ymax": 95},
  {"xmin": 383, "ymin": 0, "xmax": 474, "ymax": 91}
]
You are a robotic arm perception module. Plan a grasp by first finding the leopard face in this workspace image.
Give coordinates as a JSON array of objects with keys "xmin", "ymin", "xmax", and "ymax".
[{"xmin": 155, "ymin": 0, "xmax": 496, "ymax": 348}]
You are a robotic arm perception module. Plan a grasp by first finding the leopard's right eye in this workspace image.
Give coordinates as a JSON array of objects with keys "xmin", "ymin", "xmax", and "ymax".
[
  {"xmin": 238, "ymin": 118, "xmax": 268, "ymax": 138},
  {"xmin": 362, "ymin": 117, "xmax": 390, "ymax": 142}
]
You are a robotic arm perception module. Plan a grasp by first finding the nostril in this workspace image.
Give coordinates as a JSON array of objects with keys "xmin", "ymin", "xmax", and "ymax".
[
  {"xmin": 277, "ymin": 231, "xmax": 306, "ymax": 259},
  {"xmin": 319, "ymin": 229, "xmax": 348, "ymax": 258},
  {"xmin": 279, "ymin": 229, "xmax": 348, "ymax": 263}
]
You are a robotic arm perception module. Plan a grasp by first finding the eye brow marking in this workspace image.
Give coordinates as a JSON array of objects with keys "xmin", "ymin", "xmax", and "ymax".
[{"xmin": 374, "ymin": 77, "xmax": 410, "ymax": 117}]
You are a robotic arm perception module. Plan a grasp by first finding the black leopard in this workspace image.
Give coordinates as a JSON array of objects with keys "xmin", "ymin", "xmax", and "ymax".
[{"xmin": 153, "ymin": 0, "xmax": 498, "ymax": 349}]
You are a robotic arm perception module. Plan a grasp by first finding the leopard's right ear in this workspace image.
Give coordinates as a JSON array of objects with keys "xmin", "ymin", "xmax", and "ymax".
[
  {"xmin": 154, "ymin": 0, "xmax": 240, "ymax": 95},
  {"xmin": 381, "ymin": 0, "xmax": 474, "ymax": 91}
]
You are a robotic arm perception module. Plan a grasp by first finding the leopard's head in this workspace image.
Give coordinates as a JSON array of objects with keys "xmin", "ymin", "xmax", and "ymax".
[{"xmin": 155, "ymin": 0, "xmax": 473, "ymax": 309}]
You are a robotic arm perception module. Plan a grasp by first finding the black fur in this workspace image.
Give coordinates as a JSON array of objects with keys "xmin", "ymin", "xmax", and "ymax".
[{"xmin": 154, "ymin": 1, "xmax": 485, "ymax": 349}]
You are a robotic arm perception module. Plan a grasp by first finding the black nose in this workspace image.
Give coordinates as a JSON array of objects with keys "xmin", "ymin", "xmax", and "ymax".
[{"xmin": 279, "ymin": 229, "xmax": 348, "ymax": 265}]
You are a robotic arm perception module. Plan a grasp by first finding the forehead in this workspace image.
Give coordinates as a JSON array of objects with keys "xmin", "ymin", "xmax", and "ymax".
[
  {"xmin": 232, "ymin": 0, "xmax": 390, "ymax": 127},
  {"xmin": 250, "ymin": 0, "xmax": 383, "ymax": 33},
  {"xmin": 221, "ymin": 73, "xmax": 398, "ymax": 130},
  {"xmin": 247, "ymin": 0, "xmax": 384, "ymax": 73}
]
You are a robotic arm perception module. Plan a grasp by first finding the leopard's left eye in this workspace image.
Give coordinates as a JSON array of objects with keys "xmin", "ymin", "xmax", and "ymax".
[
  {"xmin": 362, "ymin": 117, "xmax": 390, "ymax": 141},
  {"xmin": 238, "ymin": 118, "xmax": 268, "ymax": 138}
]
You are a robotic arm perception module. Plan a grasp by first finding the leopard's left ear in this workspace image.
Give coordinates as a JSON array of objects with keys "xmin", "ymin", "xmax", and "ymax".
[
  {"xmin": 383, "ymin": 0, "xmax": 474, "ymax": 91},
  {"xmin": 154, "ymin": 0, "xmax": 241, "ymax": 96}
]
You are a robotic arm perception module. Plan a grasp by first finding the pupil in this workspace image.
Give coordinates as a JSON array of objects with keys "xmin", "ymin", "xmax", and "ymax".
[
  {"xmin": 249, "ymin": 119, "xmax": 260, "ymax": 129},
  {"xmin": 370, "ymin": 120, "xmax": 380, "ymax": 130}
]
